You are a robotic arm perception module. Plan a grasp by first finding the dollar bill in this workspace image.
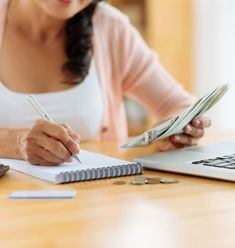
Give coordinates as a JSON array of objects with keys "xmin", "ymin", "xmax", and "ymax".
[{"xmin": 121, "ymin": 84, "xmax": 229, "ymax": 149}]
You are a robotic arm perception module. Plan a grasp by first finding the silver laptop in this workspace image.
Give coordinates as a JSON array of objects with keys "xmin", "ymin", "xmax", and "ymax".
[{"xmin": 135, "ymin": 141, "xmax": 235, "ymax": 182}]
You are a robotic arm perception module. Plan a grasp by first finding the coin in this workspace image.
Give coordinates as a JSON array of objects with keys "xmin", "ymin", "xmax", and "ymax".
[
  {"xmin": 113, "ymin": 180, "xmax": 126, "ymax": 185},
  {"xmin": 145, "ymin": 177, "xmax": 161, "ymax": 184},
  {"xmin": 131, "ymin": 176, "xmax": 147, "ymax": 185},
  {"xmin": 160, "ymin": 178, "xmax": 179, "ymax": 184}
]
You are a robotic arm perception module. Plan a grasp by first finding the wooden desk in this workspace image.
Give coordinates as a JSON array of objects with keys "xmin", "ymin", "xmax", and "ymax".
[{"xmin": 1, "ymin": 130, "xmax": 235, "ymax": 248}]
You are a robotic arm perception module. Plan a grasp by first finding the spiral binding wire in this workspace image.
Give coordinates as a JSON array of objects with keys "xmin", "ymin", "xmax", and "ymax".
[{"xmin": 56, "ymin": 163, "xmax": 143, "ymax": 183}]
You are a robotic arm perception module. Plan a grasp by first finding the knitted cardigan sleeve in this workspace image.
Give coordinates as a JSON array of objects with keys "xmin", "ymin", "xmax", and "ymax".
[{"xmin": 112, "ymin": 14, "xmax": 195, "ymax": 121}]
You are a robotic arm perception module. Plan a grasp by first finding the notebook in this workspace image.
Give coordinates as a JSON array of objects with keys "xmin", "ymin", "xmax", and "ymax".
[{"xmin": 1, "ymin": 150, "xmax": 143, "ymax": 184}]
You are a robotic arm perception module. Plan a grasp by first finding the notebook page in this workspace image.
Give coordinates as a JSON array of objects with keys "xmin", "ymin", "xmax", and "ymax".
[
  {"xmin": 0, "ymin": 149, "xmax": 133, "ymax": 180},
  {"xmin": 33, "ymin": 149, "xmax": 132, "ymax": 174}
]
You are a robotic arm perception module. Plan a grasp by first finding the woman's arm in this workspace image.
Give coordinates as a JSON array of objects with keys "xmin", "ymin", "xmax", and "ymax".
[
  {"xmin": 117, "ymin": 20, "xmax": 195, "ymax": 121},
  {"xmin": 0, "ymin": 128, "xmax": 27, "ymax": 159},
  {"xmin": 111, "ymin": 12, "xmax": 211, "ymax": 148}
]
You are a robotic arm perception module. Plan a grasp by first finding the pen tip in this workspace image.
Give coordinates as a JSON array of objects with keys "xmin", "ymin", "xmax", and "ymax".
[{"xmin": 72, "ymin": 154, "xmax": 82, "ymax": 164}]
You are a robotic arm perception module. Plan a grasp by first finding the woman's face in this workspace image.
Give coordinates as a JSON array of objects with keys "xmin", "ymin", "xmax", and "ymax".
[{"xmin": 34, "ymin": 0, "xmax": 93, "ymax": 19}]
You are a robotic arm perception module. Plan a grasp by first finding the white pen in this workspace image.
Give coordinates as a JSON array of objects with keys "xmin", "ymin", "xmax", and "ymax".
[{"xmin": 27, "ymin": 95, "xmax": 82, "ymax": 164}]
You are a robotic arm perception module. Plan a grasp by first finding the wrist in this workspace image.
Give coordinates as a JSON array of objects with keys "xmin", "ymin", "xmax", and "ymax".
[
  {"xmin": 0, "ymin": 128, "xmax": 28, "ymax": 159},
  {"xmin": 15, "ymin": 129, "xmax": 28, "ymax": 159}
]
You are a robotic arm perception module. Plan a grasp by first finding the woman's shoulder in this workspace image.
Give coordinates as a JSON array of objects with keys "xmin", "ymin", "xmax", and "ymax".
[{"xmin": 94, "ymin": 2, "xmax": 130, "ymax": 26}]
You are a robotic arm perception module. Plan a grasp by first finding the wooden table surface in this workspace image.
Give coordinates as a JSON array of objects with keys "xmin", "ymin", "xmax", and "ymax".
[{"xmin": 1, "ymin": 130, "xmax": 235, "ymax": 248}]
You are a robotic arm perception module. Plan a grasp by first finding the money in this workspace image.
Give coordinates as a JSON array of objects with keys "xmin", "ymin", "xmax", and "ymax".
[
  {"xmin": 160, "ymin": 178, "xmax": 179, "ymax": 184},
  {"xmin": 121, "ymin": 84, "xmax": 229, "ymax": 148},
  {"xmin": 131, "ymin": 176, "xmax": 148, "ymax": 185},
  {"xmin": 129, "ymin": 176, "xmax": 179, "ymax": 185},
  {"xmin": 145, "ymin": 177, "xmax": 161, "ymax": 184}
]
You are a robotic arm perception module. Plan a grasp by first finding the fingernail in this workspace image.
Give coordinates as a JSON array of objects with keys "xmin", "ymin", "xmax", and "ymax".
[
  {"xmin": 70, "ymin": 143, "xmax": 80, "ymax": 153},
  {"xmin": 194, "ymin": 120, "xmax": 200, "ymax": 126},
  {"xmin": 185, "ymin": 125, "xmax": 191, "ymax": 133},
  {"xmin": 173, "ymin": 136, "xmax": 180, "ymax": 141},
  {"xmin": 66, "ymin": 157, "xmax": 73, "ymax": 162}
]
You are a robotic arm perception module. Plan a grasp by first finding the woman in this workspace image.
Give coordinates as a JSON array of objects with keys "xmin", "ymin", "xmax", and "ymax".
[{"xmin": 0, "ymin": 0, "xmax": 210, "ymax": 165}]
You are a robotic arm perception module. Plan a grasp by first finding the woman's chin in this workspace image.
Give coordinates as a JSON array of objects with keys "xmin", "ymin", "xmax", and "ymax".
[
  {"xmin": 46, "ymin": 10, "xmax": 78, "ymax": 20},
  {"xmin": 39, "ymin": 0, "xmax": 90, "ymax": 20}
]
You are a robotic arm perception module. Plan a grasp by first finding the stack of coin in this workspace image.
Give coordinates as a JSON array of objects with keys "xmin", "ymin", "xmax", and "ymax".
[
  {"xmin": 160, "ymin": 178, "xmax": 179, "ymax": 184},
  {"xmin": 145, "ymin": 177, "xmax": 161, "ymax": 184},
  {"xmin": 112, "ymin": 176, "xmax": 179, "ymax": 185},
  {"xmin": 130, "ymin": 176, "xmax": 147, "ymax": 185},
  {"xmin": 130, "ymin": 176, "xmax": 179, "ymax": 185}
]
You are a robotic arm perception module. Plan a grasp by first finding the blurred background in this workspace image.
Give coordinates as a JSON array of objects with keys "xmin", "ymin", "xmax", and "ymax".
[{"xmin": 109, "ymin": 0, "xmax": 235, "ymax": 136}]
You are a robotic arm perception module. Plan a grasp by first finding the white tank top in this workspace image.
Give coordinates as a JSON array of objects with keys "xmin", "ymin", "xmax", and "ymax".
[{"xmin": 0, "ymin": 60, "xmax": 104, "ymax": 141}]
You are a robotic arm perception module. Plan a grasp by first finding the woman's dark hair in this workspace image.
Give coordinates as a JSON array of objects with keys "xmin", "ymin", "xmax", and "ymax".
[{"xmin": 63, "ymin": 0, "xmax": 103, "ymax": 84}]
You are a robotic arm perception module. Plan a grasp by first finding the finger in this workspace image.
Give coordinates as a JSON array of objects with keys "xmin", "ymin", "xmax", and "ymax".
[
  {"xmin": 25, "ymin": 142, "xmax": 65, "ymax": 164},
  {"xmin": 155, "ymin": 138, "xmax": 184, "ymax": 152},
  {"xmin": 184, "ymin": 124, "xmax": 204, "ymax": 138},
  {"xmin": 170, "ymin": 134, "xmax": 198, "ymax": 146},
  {"xmin": 155, "ymin": 139, "xmax": 175, "ymax": 152},
  {"xmin": 34, "ymin": 133, "xmax": 71, "ymax": 161},
  {"xmin": 34, "ymin": 120, "xmax": 79, "ymax": 154},
  {"xmin": 34, "ymin": 145, "xmax": 70, "ymax": 164},
  {"xmin": 191, "ymin": 116, "xmax": 211, "ymax": 128},
  {"xmin": 34, "ymin": 119, "xmax": 71, "ymax": 146},
  {"xmin": 60, "ymin": 124, "xmax": 81, "ymax": 143},
  {"xmin": 25, "ymin": 153, "xmax": 56, "ymax": 166},
  {"xmin": 60, "ymin": 124, "xmax": 81, "ymax": 153},
  {"xmin": 65, "ymin": 140, "xmax": 80, "ymax": 154}
]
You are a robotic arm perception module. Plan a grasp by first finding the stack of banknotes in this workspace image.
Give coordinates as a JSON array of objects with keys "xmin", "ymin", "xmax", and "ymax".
[{"xmin": 121, "ymin": 84, "xmax": 229, "ymax": 149}]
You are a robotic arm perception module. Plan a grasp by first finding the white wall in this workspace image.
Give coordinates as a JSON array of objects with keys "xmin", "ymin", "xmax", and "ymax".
[{"xmin": 194, "ymin": 0, "xmax": 235, "ymax": 130}]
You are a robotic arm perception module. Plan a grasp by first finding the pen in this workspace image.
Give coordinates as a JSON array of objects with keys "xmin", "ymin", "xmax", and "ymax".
[{"xmin": 27, "ymin": 95, "xmax": 82, "ymax": 164}]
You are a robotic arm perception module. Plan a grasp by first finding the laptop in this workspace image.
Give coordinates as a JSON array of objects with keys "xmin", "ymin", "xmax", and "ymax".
[{"xmin": 135, "ymin": 141, "xmax": 235, "ymax": 182}]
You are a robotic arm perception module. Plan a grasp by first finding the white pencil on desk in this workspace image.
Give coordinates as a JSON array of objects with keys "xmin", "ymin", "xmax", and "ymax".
[{"xmin": 27, "ymin": 95, "xmax": 82, "ymax": 164}]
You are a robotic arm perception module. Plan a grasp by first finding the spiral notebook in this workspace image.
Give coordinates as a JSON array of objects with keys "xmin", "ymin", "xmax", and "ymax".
[{"xmin": 0, "ymin": 150, "xmax": 143, "ymax": 184}]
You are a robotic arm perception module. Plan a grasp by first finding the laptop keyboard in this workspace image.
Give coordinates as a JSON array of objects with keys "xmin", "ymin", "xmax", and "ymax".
[{"xmin": 192, "ymin": 154, "xmax": 235, "ymax": 169}]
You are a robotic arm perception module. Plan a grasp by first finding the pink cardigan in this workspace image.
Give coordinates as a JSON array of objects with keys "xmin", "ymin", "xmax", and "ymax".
[{"xmin": 0, "ymin": 1, "xmax": 195, "ymax": 140}]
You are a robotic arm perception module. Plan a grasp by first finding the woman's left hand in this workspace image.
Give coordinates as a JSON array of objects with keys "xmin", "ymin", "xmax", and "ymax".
[{"xmin": 156, "ymin": 116, "xmax": 211, "ymax": 152}]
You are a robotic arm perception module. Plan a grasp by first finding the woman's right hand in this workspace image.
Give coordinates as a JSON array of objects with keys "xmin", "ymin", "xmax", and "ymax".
[{"xmin": 17, "ymin": 119, "xmax": 81, "ymax": 166}]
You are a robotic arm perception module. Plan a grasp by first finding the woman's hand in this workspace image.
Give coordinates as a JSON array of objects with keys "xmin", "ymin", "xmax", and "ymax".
[
  {"xmin": 17, "ymin": 119, "xmax": 81, "ymax": 166},
  {"xmin": 156, "ymin": 116, "xmax": 211, "ymax": 152}
]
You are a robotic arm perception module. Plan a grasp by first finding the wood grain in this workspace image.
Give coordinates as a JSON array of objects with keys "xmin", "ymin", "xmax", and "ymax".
[{"xmin": 1, "ymin": 130, "xmax": 235, "ymax": 248}]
